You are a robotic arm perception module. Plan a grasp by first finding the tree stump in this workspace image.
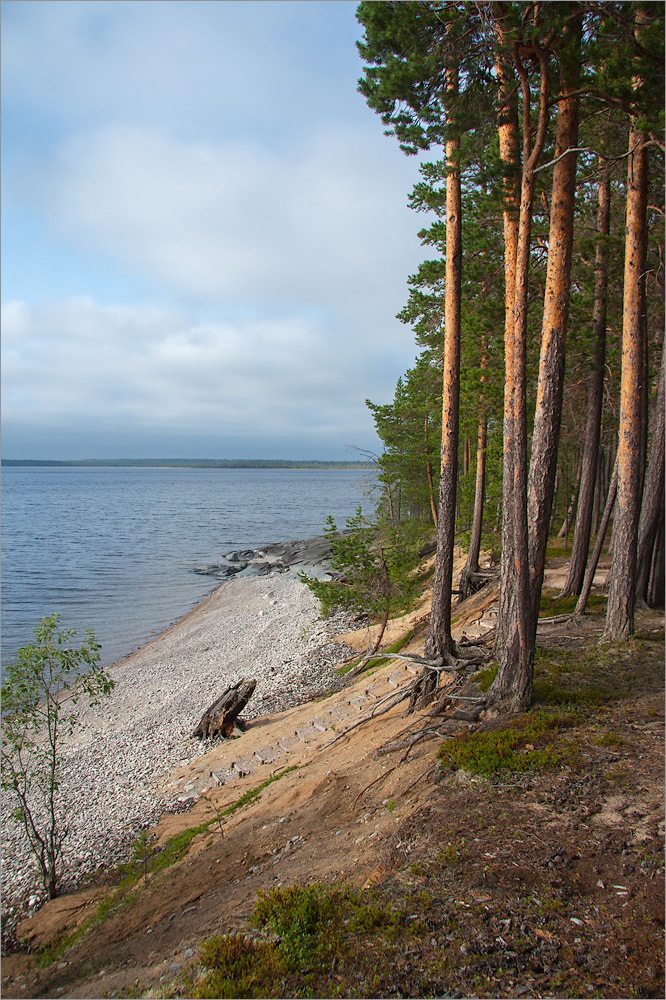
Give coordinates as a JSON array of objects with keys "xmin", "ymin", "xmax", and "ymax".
[{"xmin": 193, "ymin": 678, "xmax": 257, "ymax": 740}]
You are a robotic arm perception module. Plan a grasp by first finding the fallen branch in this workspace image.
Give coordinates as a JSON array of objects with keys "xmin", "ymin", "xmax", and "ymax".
[{"xmin": 537, "ymin": 613, "xmax": 578, "ymax": 626}]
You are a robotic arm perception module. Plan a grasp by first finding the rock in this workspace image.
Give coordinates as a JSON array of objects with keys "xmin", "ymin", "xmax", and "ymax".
[
  {"xmin": 433, "ymin": 763, "xmax": 452, "ymax": 785},
  {"xmin": 225, "ymin": 549, "xmax": 262, "ymax": 562},
  {"xmin": 192, "ymin": 563, "xmax": 245, "ymax": 579},
  {"xmin": 234, "ymin": 562, "xmax": 277, "ymax": 578}
]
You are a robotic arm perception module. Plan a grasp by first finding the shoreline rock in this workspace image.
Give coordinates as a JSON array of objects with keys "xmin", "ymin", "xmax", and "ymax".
[{"xmin": 191, "ymin": 534, "xmax": 341, "ymax": 582}]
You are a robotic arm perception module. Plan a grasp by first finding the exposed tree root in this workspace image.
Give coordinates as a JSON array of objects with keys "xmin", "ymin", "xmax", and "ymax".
[
  {"xmin": 457, "ymin": 567, "xmax": 498, "ymax": 604},
  {"xmin": 398, "ymin": 763, "xmax": 437, "ymax": 797},
  {"xmin": 377, "ymin": 726, "xmax": 448, "ymax": 757},
  {"xmin": 319, "ymin": 686, "xmax": 414, "ymax": 752},
  {"xmin": 407, "ymin": 645, "xmax": 490, "ymax": 713},
  {"xmin": 352, "ymin": 766, "xmax": 399, "ymax": 809}
]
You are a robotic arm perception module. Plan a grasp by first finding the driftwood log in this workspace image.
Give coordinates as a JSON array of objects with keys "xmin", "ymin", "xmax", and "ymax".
[{"xmin": 193, "ymin": 677, "xmax": 256, "ymax": 740}]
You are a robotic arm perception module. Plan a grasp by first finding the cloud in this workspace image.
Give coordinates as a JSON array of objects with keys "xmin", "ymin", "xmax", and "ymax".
[
  {"xmin": 1, "ymin": 295, "xmax": 403, "ymax": 455},
  {"xmin": 25, "ymin": 122, "xmax": 423, "ymax": 325},
  {"xmin": 1, "ymin": 2, "xmax": 436, "ymax": 458},
  {"xmin": 1, "ymin": 1, "xmax": 365, "ymax": 142}
]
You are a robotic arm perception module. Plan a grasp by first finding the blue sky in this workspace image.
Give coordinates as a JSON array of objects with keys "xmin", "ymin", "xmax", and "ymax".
[{"xmin": 2, "ymin": 0, "xmax": 433, "ymax": 460}]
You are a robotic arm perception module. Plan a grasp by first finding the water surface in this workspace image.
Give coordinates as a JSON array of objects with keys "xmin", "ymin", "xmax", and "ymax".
[{"xmin": 1, "ymin": 466, "xmax": 374, "ymax": 673}]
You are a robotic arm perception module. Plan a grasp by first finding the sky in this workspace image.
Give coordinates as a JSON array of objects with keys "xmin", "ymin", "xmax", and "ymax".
[{"xmin": 1, "ymin": 0, "xmax": 434, "ymax": 461}]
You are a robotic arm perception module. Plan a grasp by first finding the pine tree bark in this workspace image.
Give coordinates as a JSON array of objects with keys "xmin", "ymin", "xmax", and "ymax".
[
  {"xmin": 560, "ymin": 170, "xmax": 611, "ymax": 596},
  {"xmin": 648, "ymin": 506, "xmax": 665, "ymax": 607},
  {"xmin": 492, "ymin": 31, "xmax": 550, "ymax": 712},
  {"xmin": 527, "ymin": 10, "xmax": 582, "ymax": 628},
  {"xmin": 423, "ymin": 49, "xmax": 461, "ymax": 691},
  {"xmin": 493, "ymin": 8, "xmax": 521, "ymax": 660},
  {"xmin": 603, "ymin": 119, "xmax": 649, "ymax": 639},
  {"xmin": 461, "ymin": 336, "xmax": 488, "ymax": 591},
  {"xmin": 636, "ymin": 339, "xmax": 665, "ymax": 603},
  {"xmin": 575, "ymin": 456, "xmax": 618, "ymax": 616},
  {"xmin": 424, "ymin": 415, "xmax": 438, "ymax": 529}
]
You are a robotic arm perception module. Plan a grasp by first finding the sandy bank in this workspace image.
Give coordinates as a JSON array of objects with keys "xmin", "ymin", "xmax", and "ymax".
[{"xmin": 1, "ymin": 550, "xmax": 356, "ymax": 910}]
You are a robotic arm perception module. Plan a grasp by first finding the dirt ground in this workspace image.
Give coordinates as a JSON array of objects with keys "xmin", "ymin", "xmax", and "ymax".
[{"xmin": 2, "ymin": 564, "xmax": 664, "ymax": 1000}]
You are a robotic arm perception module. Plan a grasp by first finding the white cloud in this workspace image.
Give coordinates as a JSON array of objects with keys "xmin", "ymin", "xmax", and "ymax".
[
  {"xmin": 1, "ymin": 1, "xmax": 435, "ymax": 457},
  {"xmin": 1, "ymin": 296, "xmax": 400, "ymax": 449},
  {"xmin": 1, "ymin": 1, "xmax": 364, "ymax": 141},
  {"xmin": 30, "ymin": 122, "xmax": 423, "ymax": 326}
]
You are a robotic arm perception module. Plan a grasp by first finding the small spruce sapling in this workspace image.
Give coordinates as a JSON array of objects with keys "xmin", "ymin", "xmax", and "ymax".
[{"xmin": 1, "ymin": 614, "xmax": 114, "ymax": 899}]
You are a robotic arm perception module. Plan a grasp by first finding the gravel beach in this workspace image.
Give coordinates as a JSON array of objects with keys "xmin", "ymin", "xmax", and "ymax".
[{"xmin": 1, "ymin": 543, "xmax": 358, "ymax": 913}]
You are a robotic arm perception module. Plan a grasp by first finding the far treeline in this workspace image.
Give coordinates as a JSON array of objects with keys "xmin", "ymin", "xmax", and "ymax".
[
  {"xmin": 1, "ymin": 459, "xmax": 376, "ymax": 470},
  {"xmin": 345, "ymin": 1, "xmax": 663, "ymax": 713}
]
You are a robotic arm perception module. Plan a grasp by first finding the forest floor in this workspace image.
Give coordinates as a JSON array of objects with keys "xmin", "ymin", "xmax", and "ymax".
[{"xmin": 2, "ymin": 558, "xmax": 664, "ymax": 1000}]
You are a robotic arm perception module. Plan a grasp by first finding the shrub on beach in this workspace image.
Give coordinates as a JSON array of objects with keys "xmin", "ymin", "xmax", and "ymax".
[{"xmin": 1, "ymin": 614, "xmax": 114, "ymax": 899}]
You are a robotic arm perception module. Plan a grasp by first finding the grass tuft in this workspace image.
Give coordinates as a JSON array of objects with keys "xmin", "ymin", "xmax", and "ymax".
[{"xmin": 336, "ymin": 630, "xmax": 414, "ymax": 676}]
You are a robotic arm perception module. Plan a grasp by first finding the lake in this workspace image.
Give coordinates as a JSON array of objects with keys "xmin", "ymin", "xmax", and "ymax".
[{"xmin": 1, "ymin": 466, "xmax": 376, "ymax": 674}]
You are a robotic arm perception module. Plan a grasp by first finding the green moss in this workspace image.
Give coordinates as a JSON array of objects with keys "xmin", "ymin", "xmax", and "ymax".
[
  {"xmin": 436, "ymin": 709, "xmax": 579, "ymax": 778},
  {"xmin": 605, "ymin": 763, "xmax": 631, "ymax": 788},
  {"xmin": 220, "ymin": 766, "xmax": 299, "ymax": 817},
  {"xmin": 194, "ymin": 882, "xmax": 406, "ymax": 997},
  {"xmin": 32, "ymin": 767, "xmax": 302, "ymax": 971},
  {"xmin": 34, "ymin": 917, "xmax": 95, "ymax": 967},
  {"xmin": 253, "ymin": 884, "xmax": 377, "ymax": 969},
  {"xmin": 593, "ymin": 730, "xmax": 625, "ymax": 748},
  {"xmin": 194, "ymin": 934, "xmax": 284, "ymax": 999},
  {"xmin": 544, "ymin": 543, "xmax": 572, "ymax": 559},
  {"xmin": 436, "ymin": 841, "xmax": 468, "ymax": 866},
  {"xmin": 538, "ymin": 589, "xmax": 606, "ymax": 617},
  {"xmin": 151, "ymin": 821, "xmax": 211, "ymax": 873},
  {"xmin": 471, "ymin": 662, "xmax": 498, "ymax": 692}
]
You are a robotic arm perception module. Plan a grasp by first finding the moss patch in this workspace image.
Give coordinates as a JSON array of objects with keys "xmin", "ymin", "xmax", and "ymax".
[
  {"xmin": 436, "ymin": 709, "xmax": 580, "ymax": 778},
  {"xmin": 533, "ymin": 635, "xmax": 663, "ymax": 707},
  {"xmin": 192, "ymin": 882, "xmax": 410, "ymax": 998},
  {"xmin": 538, "ymin": 589, "xmax": 607, "ymax": 617},
  {"xmin": 472, "ymin": 662, "xmax": 499, "ymax": 692}
]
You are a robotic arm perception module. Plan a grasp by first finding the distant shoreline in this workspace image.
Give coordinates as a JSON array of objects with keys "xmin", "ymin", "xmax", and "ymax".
[{"xmin": 2, "ymin": 458, "xmax": 375, "ymax": 470}]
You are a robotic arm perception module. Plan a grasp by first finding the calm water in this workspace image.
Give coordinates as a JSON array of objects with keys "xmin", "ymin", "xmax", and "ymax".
[{"xmin": 1, "ymin": 466, "xmax": 375, "ymax": 674}]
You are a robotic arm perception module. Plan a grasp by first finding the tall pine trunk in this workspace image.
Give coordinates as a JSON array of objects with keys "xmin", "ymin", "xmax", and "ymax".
[
  {"xmin": 636, "ymin": 339, "xmax": 665, "ymax": 603},
  {"xmin": 424, "ymin": 415, "xmax": 438, "ymax": 529},
  {"xmin": 493, "ymin": 8, "xmax": 521, "ymax": 660},
  {"xmin": 603, "ymin": 101, "xmax": 649, "ymax": 639},
  {"xmin": 560, "ymin": 170, "xmax": 611, "ymax": 596},
  {"xmin": 527, "ymin": 10, "xmax": 581, "ymax": 628},
  {"xmin": 422, "ymin": 50, "xmax": 461, "ymax": 698},
  {"xmin": 461, "ymin": 335, "xmax": 488, "ymax": 591},
  {"xmin": 492, "ymin": 36, "xmax": 550, "ymax": 712},
  {"xmin": 576, "ymin": 455, "xmax": 618, "ymax": 616}
]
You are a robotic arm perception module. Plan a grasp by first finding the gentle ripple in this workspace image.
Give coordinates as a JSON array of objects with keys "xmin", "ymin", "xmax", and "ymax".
[{"xmin": 1, "ymin": 466, "xmax": 375, "ymax": 674}]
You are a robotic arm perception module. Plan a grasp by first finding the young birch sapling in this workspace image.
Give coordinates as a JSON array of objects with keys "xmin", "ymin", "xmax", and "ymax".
[{"xmin": 1, "ymin": 614, "xmax": 114, "ymax": 899}]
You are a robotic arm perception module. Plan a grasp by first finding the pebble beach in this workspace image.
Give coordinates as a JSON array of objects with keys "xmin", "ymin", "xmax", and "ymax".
[{"xmin": 1, "ymin": 543, "xmax": 359, "ymax": 914}]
